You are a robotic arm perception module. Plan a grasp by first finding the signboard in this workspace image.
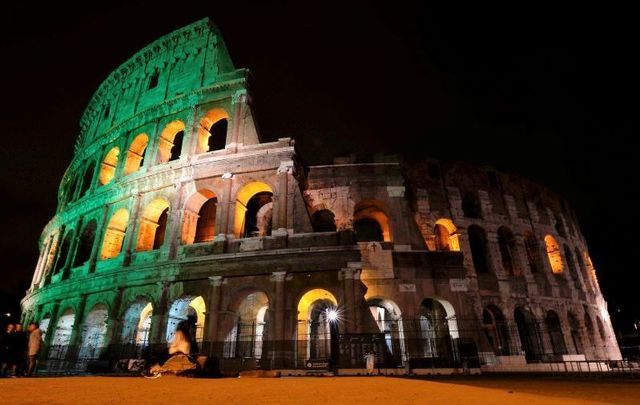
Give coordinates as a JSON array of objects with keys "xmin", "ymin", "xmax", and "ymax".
[
  {"xmin": 305, "ymin": 359, "xmax": 330, "ymax": 370},
  {"xmin": 399, "ymin": 283, "xmax": 416, "ymax": 292},
  {"xmin": 450, "ymin": 278, "xmax": 469, "ymax": 292}
]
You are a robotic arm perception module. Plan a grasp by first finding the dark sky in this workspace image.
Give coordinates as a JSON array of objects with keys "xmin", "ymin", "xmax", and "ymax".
[{"xmin": 1, "ymin": 1, "xmax": 637, "ymax": 330}]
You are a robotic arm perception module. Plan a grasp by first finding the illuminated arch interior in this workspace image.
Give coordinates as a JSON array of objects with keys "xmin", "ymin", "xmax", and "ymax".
[
  {"xmin": 157, "ymin": 120, "xmax": 186, "ymax": 163},
  {"xmin": 166, "ymin": 296, "xmax": 206, "ymax": 343},
  {"xmin": 98, "ymin": 147, "xmax": 120, "ymax": 185},
  {"xmin": 544, "ymin": 234, "xmax": 564, "ymax": 274},
  {"xmin": 182, "ymin": 189, "xmax": 217, "ymax": 244},
  {"xmin": 434, "ymin": 218, "xmax": 460, "ymax": 251},
  {"xmin": 136, "ymin": 198, "xmax": 170, "ymax": 251},
  {"xmin": 198, "ymin": 108, "xmax": 229, "ymax": 153},
  {"xmin": 297, "ymin": 288, "xmax": 338, "ymax": 322},
  {"xmin": 123, "ymin": 134, "xmax": 149, "ymax": 175},
  {"xmin": 233, "ymin": 181, "xmax": 274, "ymax": 237},
  {"xmin": 100, "ymin": 208, "xmax": 129, "ymax": 259},
  {"xmin": 353, "ymin": 200, "xmax": 391, "ymax": 242}
]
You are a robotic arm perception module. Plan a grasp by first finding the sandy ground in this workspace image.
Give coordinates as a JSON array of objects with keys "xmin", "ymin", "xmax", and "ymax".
[{"xmin": 1, "ymin": 375, "xmax": 639, "ymax": 404}]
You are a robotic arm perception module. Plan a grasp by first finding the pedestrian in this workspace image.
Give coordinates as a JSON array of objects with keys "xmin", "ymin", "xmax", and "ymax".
[
  {"xmin": 365, "ymin": 349, "xmax": 376, "ymax": 375},
  {"xmin": 0, "ymin": 324, "xmax": 15, "ymax": 377},
  {"xmin": 10, "ymin": 323, "xmax": 28, "ymax": 377},
  {"xmin": 27, "ymin": 322, "xmax": 42, "ymax": 377}
]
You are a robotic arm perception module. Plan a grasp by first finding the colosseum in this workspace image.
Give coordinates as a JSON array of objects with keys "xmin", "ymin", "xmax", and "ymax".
[{"xmin": 21, "ymin": 18, "xmax": 621, "ymax": 375}]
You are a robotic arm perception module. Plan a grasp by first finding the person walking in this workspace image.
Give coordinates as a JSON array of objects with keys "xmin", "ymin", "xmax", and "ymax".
[
  {"xmin": 27, "ymin": 322, "xmax": 42, "ymax": 377},
  {"xmin": 0, "ymin": 324, "xmax": 15, "ymax": 377}
]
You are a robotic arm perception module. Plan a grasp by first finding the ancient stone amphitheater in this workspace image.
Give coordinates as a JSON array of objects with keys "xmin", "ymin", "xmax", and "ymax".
[{"xmin": 21, "ymin": 18, "xmax": 621, "ymax": 375}]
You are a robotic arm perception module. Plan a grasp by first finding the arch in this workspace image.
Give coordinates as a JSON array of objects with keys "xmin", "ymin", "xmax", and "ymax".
[
  {"xmin": 98, "ymin": 147, "xmax": 120, "ymax": 186},
  {"xmin": 353, "ymin": 200, "xmax": 391, "ymax": 242},
  {"xmin": 461, "ymin": 191, "xmax": 482, "ymax": 218},
  {"xmin": 136, "ymin": 198, "xmax": 170, "ymax": 251},
  {"xmin": 567, "ymin": 311, "xmax": 584, "ymax": 354},
  {"xmin": 73, "ymin": 219, "xmax": 97, "ymax": 267},
  {"xmin": 367, "ymin": 297, "xmax": 406, "ymax": 364},
  {"xmin": 182, "ymin": 189, "xmax": 218, "ymax": 244},
  {"xmin": 434, "ymin": 218, "xmax": 460, "ymax": 251},
  {"xmin": 100, "ymin": 208, "xmax": 129, "ymax": 259},
  {"xmin": 514, "ymin": 306, "xmax": 543, "ymax": 362},
  {"xmin": 297, "ymin": 289, "xmax": 339, "ymax": 363},
  {"xmin": 563, "ymin": 245, "xmax": 578, "ymax": 281},
  {"xmin": 123, "ymin": 133, "xmax": 149, "ymax": 175},
  {"xmin": 78, "ymin": 303, "xmax": 109, "ymax": 361},
  {"xmin": 523, "ymin": 231, "xmax": 541, "ymax": 273},
  {"xmin": 224, "ymin": 291, "xmax": 270, "ymax": 359},
  {"xmin": 497, "ymin": 226, "xmax": 518, "ymax": 276},
  {"xmin": 545, "ymin": 310, "xmax": 567, "ymax": 355},
  {"xmin": 64, "ymin": 175, "xmax": 80, "ymax": 206},
  {"xmin": 53, "ymin": 231, "xmax": 74, "ymax": 275},
  {"xmin": 544, "ymin": 235, "xmax": 564, "ymax": 274},
  {"xmin": 166, "ymin": 296, "xmax": 206, "ymax": 346},
  {"xmin": 49, "ymin": 308, "xmax": 75, "ymax": 361},
  {"xmin": 417, "ymin": 298, "xmax": 458, "ymax": 358},
  {"xmin": 157, "ymin": 120, "xmax": 186, "ymax": 163},
  {"xmin": 79, "ymin": 161, "xmax": 96, "ymax": 198},
  {"xmin": 482, "ymin": 304, "xmax": 510, "ymax": 355},
  {"xmin": 311, "ymin": 209, "xmax": 337, "ymax": 232},
  {"xmin": 468, "ymin": 225, "xmax": 490, "ymax": 274},
  {"xmin": 234, "ymin": 181, "xmax": 274, "ymax": 237},
  {"xmin": 121, "ymin": 300, "xmax": 153, "ymax": 357},
  {"xmin": 198, "ymin": 108, "xmax": 229, "ymax": 153}
]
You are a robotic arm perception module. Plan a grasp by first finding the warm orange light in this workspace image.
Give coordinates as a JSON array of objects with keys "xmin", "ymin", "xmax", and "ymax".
[
  {"xmin": 100, "ymin": 208, "xmax": 129, "ymax": 259},
  {"xmin": 544, "ymin": 234, "xmax": 564, "ymax": 274},
  {"xmin": 123, "ymin": 134, "xmax": 149, "ymax": 175},
  {"xmin": 434, "ymin": 218, "xmax": 460, "ymax": 251},
  {"xmin": 136, "ymin": 198, "xmax": 170, "ymax": 251},
  {"xmin": 182, "ymin": 189, "xmax": 217, "ymax": 244},
  {"xmin": 98, "ymin": 147, "xmax": 120, "ymax": 185},
  {"xmin": 354, "ymin": 200, "xmax": 392, "ymax": 242},
  {"xmin": 233, "ymin": 181, "xmax": 273, "ymax": 237},
  {"xmin": 157, "ymin": 120, "xmax": 186, "ymax": 163},
  {"xmin": 198, "ymin": 108, "xmax": 229, "ymax": 153},
  {"xmin": 297, "ymin": 288, "xmax": 338, "ymax": 321}
]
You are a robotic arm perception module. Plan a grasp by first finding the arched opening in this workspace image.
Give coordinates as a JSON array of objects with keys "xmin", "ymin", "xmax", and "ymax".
[
  {"xmin": 64, "ymin": 175, "xmax": 80, "ymax": 206},
  {"xmin": 563, "ymin": 245, "xmax": 579, "ymax": 282},
  {"xmin": 497, "ymin": 226, "xmax": 518, "ymax": 276},
  {"xmin": 198, "ymin": 108, "xmax": 229, "ymax": 153},
  {"xmin": 224, "ymin": 291, "xmax": 269, "ymax": 359},
  {"xmin": 462, "ymin": 191, "xmax": 482, "ymax": 218},
  {"xmin": 524, "ymin": 231, "xmax": 541, "ymax": 273},
  {"xmin": 567, "ymin": 312, "xmax": 583, "ymax": 354},
  {"xmin": 136, "ymin": 198, "xmax": 170, "ymax": 252},
  {"xmin": 234, "ymin": 181, "xmax": 274, "ymax": 237},
  {"xmin": 73, "ymin": 219, "xmax": 97, "ymax": 267},
  {"xmin": 78, "ymin": 304, "xmax": 109, "ymax": 362},
  {"xmin": 53, "ymin": 231, "xmax": 74, "ymax": 275},
  {"xmin": 100, "ymin": 209, "xmax": 129, "ymax": 260},
  {"xmin": 544, "ymin": 235, "xmax": 564, "ymax": 274},
  {"xmin": 121, "ymin": 301, "xmax": 153, "ymax": 358},
  {"xmin": 514, "ymin": 307, "xmax": 542, "ymax": 362},
  {"xmin": 584, "ymin": 312, "xmax": 597, "ymax": 356},
  {"xmin": 596, "ymin": 316, "xmax": 606, "ymax": 341},
  {"xmin": 546, "ymin": 310, "xmax": 567, "ymax": 355},
  {"xmin": 98, "ymin": 147, "xmax": 120, "ymax": 186},
  {"xmin": 433, "ymin": 218, "xmax": 460, "ymax": 251},
  {"xmin": 297, "ymin": 289, "xmax": 339, "ymax": 365},
  {"xmin": 353, "ymin": 200, "xmax": 391, "ymax": 242},
  {"xmin": 311, "ymin": 209, "xmax": 337, "ymax": 232},
  {"xmin": 157, "ymin": 120, "xmax": 185, "ymax": 163},
  {"xmin": 166, "ymin": 296, "xmax": 206, "ymax": 349},
  {"xmin": 49, "ymin": 308, "xmax": 75, "ymax": 362},
  {"xmin": 468, "ymin": 225, "xmax": 490, "ymax": 274},
  {"xmin": 39, "ymin": 314, "xmax": 51, "ymax": 341},
  {"xmin": 482, "ymin": 305, "xmax": 510, "ymax": 355},
  {"xmin": 417, "ymin": 298, "xmax": 457, "ymax": 359},
  {"xmin": 123, "ymin": 134, "xmax": 149, "ymax": 175},
  {"xmin": 79, "ymin": 162, "xmax": 96, "ymax": 198},
  {"xmin": 182, "ymin": 190, "xmax": 218, "ymax": 244},
  {"xmin": 367, "ymin": 298, "xmax": 406, "ymax": 365}
]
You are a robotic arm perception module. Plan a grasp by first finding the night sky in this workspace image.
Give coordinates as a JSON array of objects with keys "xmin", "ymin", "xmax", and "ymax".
[{"xmin": 1, "ymin": 2, "xmax": 637, "ymax": 331}]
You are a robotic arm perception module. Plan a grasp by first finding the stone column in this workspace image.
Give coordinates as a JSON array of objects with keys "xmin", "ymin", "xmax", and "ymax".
[
  {"xmin": 386, "ymin": 186, "xmax": 411, "ymax": 248},
  {"xmin": 220, "ymin": 173, "xmax": 234, "ymax": 235},
  {"xmin": 206, "ymin": 276, "xmax": 224, "ymax": 356},
  {"xmin": 353, "ymin": 269, "xmax": 364, "ymax": 334},
  {"xmin": 66, "ymin": 294, "xmax": 88, "ymax": 362},
  {"xmin": 168, "ymin": 183, "xmax": 185, "ymax": 260},
  {"xmin": 150, "ymin": 281, "xmax": 171, "ymax": 347},
  {"xmin": 123, "ymin": 194, "xmax": 143, "ymax": 266},
  {"xmin": 40, "ymin": 302, "xmax": 60, "ymax": 360},
  {"xmin": 43, "ymin": 230, "xmax": 65, "ymax": 286},
  {"xmin": 340, "ymin": 268, "xmax": 355, "ymax": 333},
  {"xmin": 63, "ymin": 217, "xmax": 85, "ymax": 280},
  {"xmin": 230, "ymin": 90, "xmax": 248, "ymax": 152},
  {"xmin": 270, "ymin": 271, "xmax": 287, "ymax": 368},
  {"xmin": 88, "ymin": 204, "xmax": 111, "ymax": 273}
]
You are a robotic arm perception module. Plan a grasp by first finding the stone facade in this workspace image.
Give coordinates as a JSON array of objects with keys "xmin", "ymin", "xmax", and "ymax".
[{"xmin": 21, "ymin": 19, "xmax": 621, "ymax": 374}]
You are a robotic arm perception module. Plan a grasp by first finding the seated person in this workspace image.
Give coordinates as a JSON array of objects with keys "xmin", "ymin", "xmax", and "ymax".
[{"xmin": 146, "ymin": 321, "xmax": 198, "ymax": 378}]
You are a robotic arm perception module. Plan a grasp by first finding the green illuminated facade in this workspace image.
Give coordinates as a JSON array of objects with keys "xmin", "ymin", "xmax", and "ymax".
[{"xmin": 22, "ymin": 18, "xmax": 620, "ymax": 374}]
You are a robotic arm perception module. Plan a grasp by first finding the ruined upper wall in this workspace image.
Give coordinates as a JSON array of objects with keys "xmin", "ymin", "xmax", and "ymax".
[{"xmin": 76, "ymin": 18, "xmax": 235, "ymax": 151}]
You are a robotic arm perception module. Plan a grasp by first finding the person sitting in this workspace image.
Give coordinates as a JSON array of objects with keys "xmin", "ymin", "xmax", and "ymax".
[{"xmin": 145, "ymin": 321, "xmax": 198, "ymax": 378}]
